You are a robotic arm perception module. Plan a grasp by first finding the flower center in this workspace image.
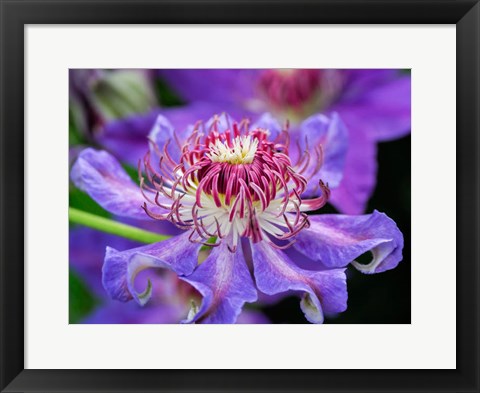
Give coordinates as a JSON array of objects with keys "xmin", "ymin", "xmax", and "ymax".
[
  {"xmin": 256, "ymin": 69, "xmax": 343, "ymax": 123},
  {"xmin": 259, "ymin": 69, "xmax": 321, "ymax": 110},
  {"xmin": 141, "ymin": 115, "xmax": 329, "ymax": 251},
  {"xmin": 207, "ymin": 135, "xmax": 259, "ymax": 165}
]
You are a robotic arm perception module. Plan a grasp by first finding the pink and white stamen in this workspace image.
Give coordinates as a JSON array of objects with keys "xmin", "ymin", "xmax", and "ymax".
[{"xmin": 140, "ymin": 115, "xmax": 330, "ymax": 252}]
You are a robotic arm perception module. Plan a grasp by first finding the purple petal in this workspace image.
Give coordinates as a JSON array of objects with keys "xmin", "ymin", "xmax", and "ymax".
[
  {"xmin": 328, "ymin": 129, "xmax": 377, "ymax": 214},
  {"xmin": 181, "ymin": 242, "xmax": 257, "ymax": 324},
  {"xmin": 81, "ymin": 299, "xmax": 187, "ymax": 324},
  {"xmin": 341, "ymin": 69, "xmax": 401, "ymax": 99},
  {"xmin": 96, "ymin": 110, "xmax": 161, "ymax": 165},
  {"xmin": 97, "ymin": 103, "xmax": 249, "ymax": 166},
  {"xmin": 96, "ymin": 108, "xmax": 188, "ymax": 166},
  {"xmin": 118, "ymin": 216, "xmax": 182, "ymax": 237},
  {"xmin": 162, "ymin": 103, "xmax": 251, "ymax": 133},
  {"xmin": 294, "ymin": 112, "xmax": 348, "ymax": 192},
  {"xmin": 147, "ymin": 114, "xmax": 183, "ymax": 163},
  {"xmin": 159, "ymin": 69, "xmax": 260, "ymax": 104},
  {"xmin": 102, "ymin": 231, "xmax": 201, "ymax": 305},
  {"xmin": 70, "ymin": 219, "xmax": 182, "ymax": 298},
  {"xmin": 71, "ymin": 228, "xmax": 196, "ymax": 324},
  {"xmin": 71, "ymin": 148, "xmax": 169, "ymax": 219},
  {"xmin": 205, "ymin": 112, "xmax": 239, "ymax": 134},
  {"xmin": 282, "ymin": 245, "xmax": 331, "ymax": 272},
  {"xmin": 333, "ymin": 75, "xmax": 411, "ymax": 141},
  {"xmin": 252, "ymin": 112, "xmax": 283, "ymax": 140},
  {"xmin": 148, "ymin": 108, "xmax": 247, "ymax": 164},
  {"xmin": 251, "ymin": 242, "xmax": 347, "ymax": 324},
  {"xmin": 294, "ymin": 210, "xmax": 404, "ymax": 273},
  {"xmin": 236, "ymin": 310, "xmax": 270, "ymax": 324}
]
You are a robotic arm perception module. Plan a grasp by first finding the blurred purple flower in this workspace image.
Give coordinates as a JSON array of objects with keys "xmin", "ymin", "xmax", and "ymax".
[
  {"xmin": 159, "ymin": 69, "xmax": 411, "ymax": 214},
  {"xmin": 71, "ymin": 112, "xmax": 404, "ymax": 324}
]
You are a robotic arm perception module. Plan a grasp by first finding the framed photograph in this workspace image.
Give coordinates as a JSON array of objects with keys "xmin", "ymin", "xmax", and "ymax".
[{"xmin": 1, "ymin": 1, "xmax": 478, "ymax": 392}]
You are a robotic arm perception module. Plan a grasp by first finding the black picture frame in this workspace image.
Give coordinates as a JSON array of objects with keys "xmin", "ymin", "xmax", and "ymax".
[{"xmin": 1, "ymin": 1, "xmax": 478, "ymax": 392}]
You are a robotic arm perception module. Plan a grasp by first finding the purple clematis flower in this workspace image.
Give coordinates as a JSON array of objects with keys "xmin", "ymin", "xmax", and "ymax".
[
  {"xmin": 71, "ymin": 112, "xmax": 404, "ymax": 324},
  {"xmin": 159, "ymin": 69, "xmax": 411, "ymax": 214}
]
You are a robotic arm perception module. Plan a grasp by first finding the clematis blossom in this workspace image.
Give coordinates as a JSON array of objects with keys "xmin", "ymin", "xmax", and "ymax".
[
  {"xmin": 159, "ymin": 69, "xmax": 411, "ymax": 214},
  {"xmin": 71, "ymin": 112, "xmax": 404, "ymax": 324}
]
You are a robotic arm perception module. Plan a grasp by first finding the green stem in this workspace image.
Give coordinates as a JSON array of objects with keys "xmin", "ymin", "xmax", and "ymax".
[{"xmin": 69, "ymin": 207, "xmax": 170, "ymax": 244}]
